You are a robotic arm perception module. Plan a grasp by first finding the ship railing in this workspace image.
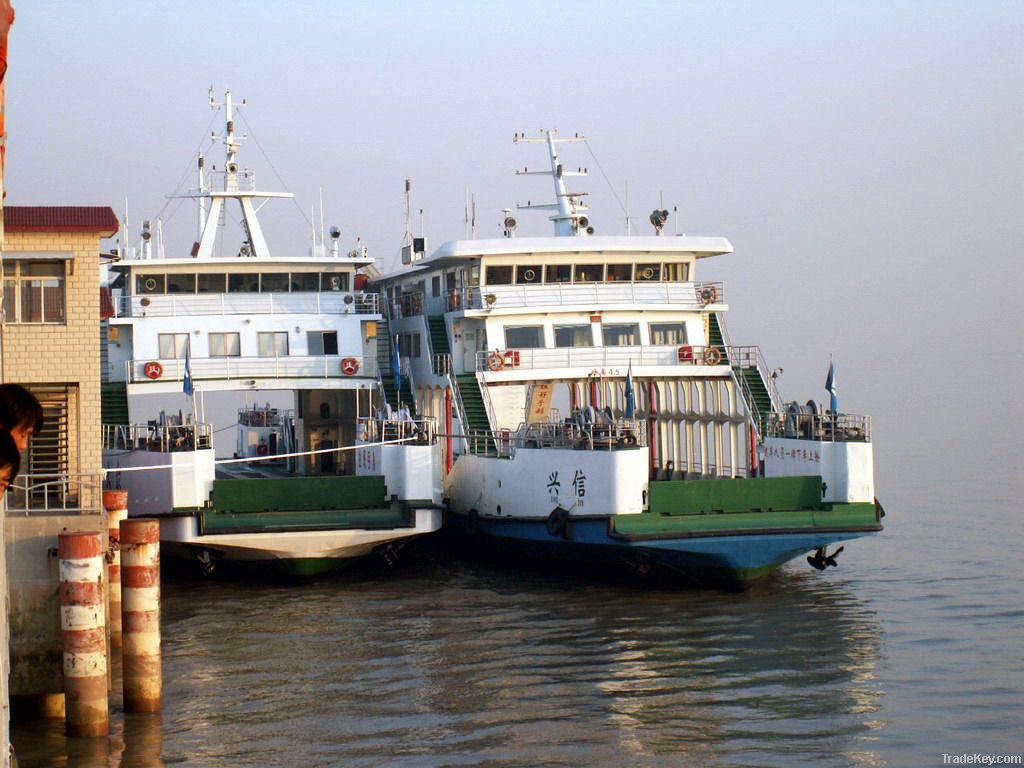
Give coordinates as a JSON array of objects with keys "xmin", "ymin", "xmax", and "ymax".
[
  {"xmin": 446, "ymin": 287, "xmax": 483, "ymax": 312},
  {"xmin": 102, "ymin": 422, "xmax": 213, "ymax": 452},
  {"xmin": 358, "ymin": 415, "xmax": 437, "ymax": 445},
  {"xmin": 461, "ymin": 418, "xmax": 646, "ymax": 458},
  {"xmin": 476, "ymin": 281, "xmax": 723, "ymax": 312},
  {"xmin": 113, "ymin": 291, "xmax": 379, "ymax": 318},
  {"xmin": 727, "ymin": 345, "xmax": 785, "ymax": 414},
  {"xmin": 476, "ymin": 344, "xmax": 738, "ymax": 373},
  {"xmin": 762, "ymin": 411, "xmax": 872, "ymax": 443},
  {"xmin": 651, "ymin": 460, "xmax": 749, "ymax": 481},
  {"xmin": 4, "ymin": 471, "xmax": 104, "ymax": 517},
  {"xmin": 236, "ymin": 408, "xmax": 293, "ymax": 428},
  {"xmin": 125, "ymin": 355, "xmax": 378, "ymax": 383}
]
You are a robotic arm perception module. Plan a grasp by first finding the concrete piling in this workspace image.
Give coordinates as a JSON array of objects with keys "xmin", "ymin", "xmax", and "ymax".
[
  {"xmin": 58, "ymin": 531, "xmax": 109, "ymax": 738},
  {"xmin": 102, "ymin": 490, "xmax": 129, "ymax": 648},
  {"xmin": 120, "ymin": 518, "xmax": 162, "ymax": 713}
]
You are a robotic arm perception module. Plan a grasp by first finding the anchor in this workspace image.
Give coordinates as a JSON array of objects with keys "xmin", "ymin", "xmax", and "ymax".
[{"xmin": 807, "ymin": 545, "xmax": 844, "ymax": 570}]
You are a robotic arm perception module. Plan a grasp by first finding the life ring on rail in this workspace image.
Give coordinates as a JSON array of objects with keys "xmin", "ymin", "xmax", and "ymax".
[
  {"xmin": 699, "ymin": 285, "xmax": 717, "ymax": 305},
  {"xmin": 487, "ymin": 352, "xmax": 504, "ymax": 372},
  {"xmin": 703, "ymin": 347, "xmax": 723, "ymax": 366},
  {"xmin": 341, "ymin": 357, "xmax": 360, "ymax": 376},
  {"xmin": 143, "ymin": 361, "xmax": 163, "ymax": 380}
]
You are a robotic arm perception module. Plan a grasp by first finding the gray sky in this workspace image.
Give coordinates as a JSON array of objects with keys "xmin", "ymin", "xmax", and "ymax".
[{"xmin": 6, "ymin": 0, "xmax": 1022, "ymax": 499}]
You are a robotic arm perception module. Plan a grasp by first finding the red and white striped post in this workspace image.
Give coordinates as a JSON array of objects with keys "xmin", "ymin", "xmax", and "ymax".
[
  {"xmin": 58, "ymin": 531, "xmax": 109, "ymax": 738},
  {"xmin": 120, "ymin": 518, "xmax": 162, "ymax": 713},
  {"xmin": 103, "ymin": 489, "xmax": 129, "ymax": 648}
]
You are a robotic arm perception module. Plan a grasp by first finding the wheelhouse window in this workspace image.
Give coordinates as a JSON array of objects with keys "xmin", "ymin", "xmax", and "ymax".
[
  {"xmin": 649, "ymin": 322, "xmax": 688, "ymax": 345},
  {"xmin": 545, "ymin": 264, "xmax": 573, "ymax": 283},
  {"xmin": 485, "ymin": 266, "xmax": 514, "ymax": 285},
  {"xmin": 3, "ymin": 261, "xmax": 66, "ymax": 323},
  {"xmin": 516, "ymin": 265, "xmax": 543, "ymax": 285},
  {"xmin": 137, "ymin": 274, "xmax": 166, "ymax": 294},
  {"xmin": 554, "ymin": 325, "xmax": 593, "ymax": 348},
  {"xmin": 307, "ymin": 331, "xmax": 339, "ymax": 356},
  {"xmin": 322, "ymin": 273, "xmax": 349, "ymax": 292},
  {"xmin": 605, "ymin": 264, "xmax": 632, "ymax": 282},
  {"xmin": 158, "ymin": 333, "xmax": 190, "ymax": 359},
  {"xmin": 197, "ymin": 274, "xmax": 227, "ymax": 293},
  {"xmin": 166, "ymin": 274, "xmax": 196, "ymax": 293},
  {"xmin": 260, "ymin": 273, "xmax": 289, "ymax": 292},
  {"xmin": 636, "ymin": 263, "xmax": 661, "ymax": 281},
  {"xmin": 504, "ymin": 325, "xmax": 544, "ymax": 349},
  {"xmin": 228, "ymin": 273, "xmax": 259, "ymax": 293},
  {"xmin": 258, "ymin": 332, "xmax": 289, "ymax": 357},
  {"xmin": 602, "ymin": 323, "xmax": 640, "ymax": 346},
  {"xmin": 573, "ymin": 264, "xmax": 603, "ymax": 282},
  {"xmin": 663, "ymin": 263, "xmax": 690, "ymax": 281},
  {"xmin": 209, "ymin": 332, "xmax": 241, "ymax": 357},
  {"xmin": 291, "ymin": 272, "xmax": 319, "ymax": 292}
]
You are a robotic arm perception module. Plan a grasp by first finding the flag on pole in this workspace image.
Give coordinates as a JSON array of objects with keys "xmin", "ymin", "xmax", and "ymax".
[
  {"xmin": 624, "ymin": 362, "xmax": 636, "ymax": 418},
  {"xmin": 392, "ymin": 333, "xmax": 401, "ymax": 395},
  {"xmin": 183, "ymin": 344, "xmax": 194, "ymax": 397},
  {"xmin": 825, "ymin": 359, "xmax": 837, "ymax": 413}
]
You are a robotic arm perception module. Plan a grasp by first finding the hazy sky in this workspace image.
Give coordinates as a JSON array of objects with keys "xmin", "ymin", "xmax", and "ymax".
[{"xmin": 6, "ymin": 1, "xmax": 1022, "ymax": 500}]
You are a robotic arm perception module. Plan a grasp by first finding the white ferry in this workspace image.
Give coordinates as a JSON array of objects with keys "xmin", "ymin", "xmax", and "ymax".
[
  {"xmin": 102, "ymin": 91, "xmax": 442, "ymax": 577},
  {"xmin": 371, "ymin": 131, "xmax": 882, "ymax": 587}
]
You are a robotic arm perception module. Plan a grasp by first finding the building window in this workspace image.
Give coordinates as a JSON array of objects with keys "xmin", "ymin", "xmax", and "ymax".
[
  {"xmin": 3, "ymin": 261, "xmax": 66, "ymax": 323},
  {"xmin": 485, "ymin": 266, "xmax": 514, "ymax": 285},
  {"xmin": 573, "ymin": 264, "xmax": 603, "ymax": 282},
  {"xmin": 209, "ymin": 332, "xmax": 241, "ymax": 357},
  {"xmin": 605, "ymin": 264, "xmax": 633, "ymax": 282},
  {"xmin": 554, "ymin": 325, "xmax": 593, "ymax": 348},
  {"xmin": 516, "ymin": 265, "xmax": 543, "ymax": 284},
  {"xmin": 197, "ymin": 274, "xmax": 227, "ymax": 293},
  {"xmin": 5, "ymin": 384, "xmax": 75, "ymax": 515},
  {"xmin": 307, "ymin": 331, "xmax": 339, "ymax": 356},
  {"xmin": 602, "ymin": 323, "xmax": 640, "ymax": 346},
  {"xmin": 158, "ymin": 333, "xmax": 190, "ymax": 359},
  {"xmin": 649, "ymin": 322, "xmax": 688, "ymax": 345},
  {"xmin": 505, "ymin": 325, "xmax": 544, "ymax": 348},
  {"xmin": 258, "ymin": 332, "xmax": 289, "ymax": 357}
]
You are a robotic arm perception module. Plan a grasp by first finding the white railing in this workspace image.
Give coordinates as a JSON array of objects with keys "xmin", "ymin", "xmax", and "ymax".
[
  {"xmin": 102, "ymin": 423, "xmax": 213, "ymax": 451},
  {"xmin": 114, "ymin": 291, "xmax": 379, "ymax": 318},
  {"xmin": 763, "ymin": 411, "xmax": 872, "ymax": 443},
  {"xmin": 126, "ymin": 355, "xmax": 379, "ymax": 383},
  {"xmin": 477, "ymin": 281, "xmax": 723, "ymax": 311},
  {"xmin": 5, "ymin": 472, "xmax": 104, "ymax": 517},
  {"xmin": 476, "ymin": 345, "xmax": 732, "ymax": 373}
]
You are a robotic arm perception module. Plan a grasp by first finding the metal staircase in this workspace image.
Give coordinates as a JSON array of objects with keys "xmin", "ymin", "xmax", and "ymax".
[{"xmin": 375, "ymin": 314, "xmax": 416, "ymax": 414}]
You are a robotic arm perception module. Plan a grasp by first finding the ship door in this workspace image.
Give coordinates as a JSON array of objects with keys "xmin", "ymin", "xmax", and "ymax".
[
  {"xmin": 319, "ymin": 440, "xmax": 336, "ymax": 474},
  {"xmin": 268, "ymin": 433, "xmax": 278, "ymax": 459}
]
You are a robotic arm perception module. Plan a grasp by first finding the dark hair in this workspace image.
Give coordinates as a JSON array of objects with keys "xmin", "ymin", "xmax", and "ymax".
[
  {"xmin": 0, "ymin": 430, "xmax": 21, "ymax": 481},
  {"xmin": 0, "ymin": 384, "xmax": 44, "ymax": 433}
]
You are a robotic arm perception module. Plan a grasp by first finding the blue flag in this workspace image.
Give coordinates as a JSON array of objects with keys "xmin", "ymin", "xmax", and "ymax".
[
  {"xmin": 392, "ymin": 333, "xmax": 401, "ymax": 395},
  {"xmin": 624, "ymin": 362, "xmax": 635, "ymax": 418},
  {"xmin": 183, "ymin": 345, "xmax": 194, "ymax": 397},
  {"xmin": 825, "ymin": 359, "xmax": 837, "ymax": 413}
]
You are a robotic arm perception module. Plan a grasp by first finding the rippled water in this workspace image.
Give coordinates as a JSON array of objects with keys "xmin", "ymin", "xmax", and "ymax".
[{"xmin": 13, "ymin": 478, "xmax": 1023, "ymax": 767}]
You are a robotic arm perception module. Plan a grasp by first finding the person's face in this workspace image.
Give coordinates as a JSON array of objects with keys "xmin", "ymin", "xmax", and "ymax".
[
  {"xmin": 8, "ymin": 423, "xmax": 32, "ymax": 452},
  {"xmin": 0, "ymin": 465, "xmax": 13, "ymax": 498}
]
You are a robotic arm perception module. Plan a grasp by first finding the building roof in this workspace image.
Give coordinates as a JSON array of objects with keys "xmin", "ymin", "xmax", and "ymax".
[{"xmin": 4, "ymin": 206, "xmax": 119, "ymax": 236}]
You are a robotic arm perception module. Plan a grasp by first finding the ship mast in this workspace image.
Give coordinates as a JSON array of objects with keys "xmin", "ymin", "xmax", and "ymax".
[{"xmin": 514, "ymin": 130, "xmax": 590, "ymax": 237}]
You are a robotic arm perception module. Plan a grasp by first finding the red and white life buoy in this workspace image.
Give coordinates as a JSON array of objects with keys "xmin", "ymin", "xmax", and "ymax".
[
  {"xmin": 143, "ymin": 361, "xmax": 163, "ymax": 380},
  {"xmin": 703, "ymin": 347, "xmax": 723, "ymax": 366},
  {"xmin": 341, "ymin": 357, "xmax": 360, "ymax": 376},
  {"xmin": 487, "ymin": 352, "xmax": 504, "ymax": 372}
]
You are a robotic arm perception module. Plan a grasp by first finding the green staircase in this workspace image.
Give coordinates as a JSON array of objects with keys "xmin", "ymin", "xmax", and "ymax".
[
  {"xmin": 376, "ymin": 317, "xmax": 417, "ymax": 415},
  {"xmin": 707, "ymin": 312, "xmax": 730, "ymax": 363},
  {"xmin": 101, "ymin": 382, "xmax": 130, "ymax": 425},
  {"xmin": 455, "ymin": 374, "xmax": 491, "ymax": 434},
  {"xmin": 739, "ymin": 367, "xmax": 773, "ymax": 428},
  {"xmin": 427, "ymin": 315, "xmax": 451, "ymax": 357}
]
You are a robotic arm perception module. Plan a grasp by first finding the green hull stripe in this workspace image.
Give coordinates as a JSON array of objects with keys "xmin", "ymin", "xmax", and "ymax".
[{"xmin": 648, "ymin": 475, "xmax": 824, "ymax": 516}]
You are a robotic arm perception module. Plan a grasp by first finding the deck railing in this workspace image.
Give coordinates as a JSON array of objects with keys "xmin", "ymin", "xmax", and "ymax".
[
  {"xmin": 102, "ymin": 423, "xmax": 213, "ymax": 452},
  {"xmin": 762, "ymin": 411, "xmax": 872, "ymax": 443},
  {"xmin": 459, "ymin": 418, "xmax": 646, "ymax": 458},
  {"xmin": 113, "ymin": 291, "xmax": 379, "ymax": 318},
  {"xmin": 475, "ymin": 344, "xmax": 734, "ymax": 373},
  {"xmin": 5, "ymin": 472, "xmax": 104, "ymax": 517},
  {"xmin": 125, "ymin": 354, "xmax": 378, "ymax": 383}
]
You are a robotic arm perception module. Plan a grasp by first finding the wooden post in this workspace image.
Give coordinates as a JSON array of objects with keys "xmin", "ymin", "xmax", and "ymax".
[
  {"xmin": 120, "ymin": 519, "xmax": 162, "ymax": 713},
  {"xmin": 102, "ymin": 490, "xmax": 129, "ymax": 648},
  {"xmin": 58, "ymin": 531, "xmax": 109, "ymax": 737}
]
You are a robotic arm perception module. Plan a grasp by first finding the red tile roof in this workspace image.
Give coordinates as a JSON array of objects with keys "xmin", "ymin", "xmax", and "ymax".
[
  {"xmin": 4, "ymin": 206, "xmax": 119, "ymax": 235},
  {"xmin": 99, "ymin": 287, "xmax": 115, "ymax": 319}
]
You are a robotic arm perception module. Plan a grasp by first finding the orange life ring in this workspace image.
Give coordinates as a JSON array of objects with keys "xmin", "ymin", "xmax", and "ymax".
[
  {"xmin": 487, "ymin": 352, "xmax": 504, "ymax": 372},
  {"xmin": 144, "ymin": 361, "xmax": 163, "ymax": 380},
  {"xmin": 700, "ymin": 285, "xmax": 718, "ymax": 305},
  {"xmin": 341, "ymin": 357, "xmax": 360, "ymax": 375},
  {"xmin": 703, "ymin": 347, "xmax": 723, "ymax": 365}
]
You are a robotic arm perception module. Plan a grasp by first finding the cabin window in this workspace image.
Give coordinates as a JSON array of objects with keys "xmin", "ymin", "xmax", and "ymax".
[
  {"xmin": 504, "ymin": 325, "xmax": 544, "ymax": 349},
  {"xmin": 398, "ymin": 332, "xmax": 421, "ymax": 358},
  {"xmin": 258, "ymin": 332, "xmax": 289, "ymax": 357},
  {"xmin": 158, "ymin": 333, "xmax": 190, "ymax": 359},
  {"xmin": 573, "ymin": 264, "xmax": 603, "ymax": 282},
  {"xmin": 649, "ymin": 322, "xmax": 688, "ymax": 345},
  {"xmin": 485, "ymin": 266, "xmax": 514, "ymax": 285},
  {"xmin": 554, "ymin": 325, "xmax": 593, "ymax": 348},
  {"xmin": 322, "ymin": 273, "xmax": 349, "ymax": 292},
  {"xmin": 663, "ymin": 263, "xmax": 689, "ymax": 281},
  {"xmin": 136, "ymin": 274, "xmax": 166, "ymax": 294},
  {"xmin": 209, "ymin": 332, "xmax": 241, "ymax": 357},
  {"xmin": 601, "ymin": 323, "xmax": 640, "ymax": 346},
  {"xmin": 166, "ymin": 274, "xmax": 196, "ymax": 294},
  {"xmin": 228, "ymin": 274, "xmax": 259, "ymax": 293},
  {"xmin": 431, "ymin": 276, "xmax": 441, "ymax": 298},
  {"xmin": 516, "ymin": 265, "xmax": 543, "ymax": 285},
  {"xmin": 545, "ymin": 264, "xmax": 573, "ymax": 283},
  {"xmin": 197, "ymin": 274, "xmax": 227, "ymax": 293},
  {"xmin": 636, "ymin": 263, "xmax": 661, "ymax": 281},
  {"xmin": 3, "ymin": 261, "xmax": 66, "ymax": 323},
  {"xmin": 308, "ymin": 331, "xmax": 339, "ymax": 356},
  {"xmin": 605, "ymin": 264, "xmax": 632, "ymax": 282},
  {"xmin": 291, "ymin": 272, "xmax": 319, "ymax": 292},
  {"xmin": 260, "ymin": 273, "xmax": 289, "ymax": 292}
]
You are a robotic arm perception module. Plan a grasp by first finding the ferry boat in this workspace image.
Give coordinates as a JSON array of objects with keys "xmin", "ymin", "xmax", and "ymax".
[
  {"xmin": 102, "ymin": 90, "xmax": 442, "ymax": 577},
  {"xmin": 371, "ymin": 131, "xmax": 882, "ymax": 587}
]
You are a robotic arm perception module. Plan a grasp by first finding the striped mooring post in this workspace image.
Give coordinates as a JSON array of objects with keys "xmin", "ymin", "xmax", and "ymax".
[
  {"xmin": 58, "ymin": 531, "xmax": 109, "ymax": 738},
  {"xmin": 120, "ymin": 518, "xmax": 162, "ymax": 713},
  {"xmin": 103, "ymin": 489, "xmax": 129, "ymax": 648}
]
